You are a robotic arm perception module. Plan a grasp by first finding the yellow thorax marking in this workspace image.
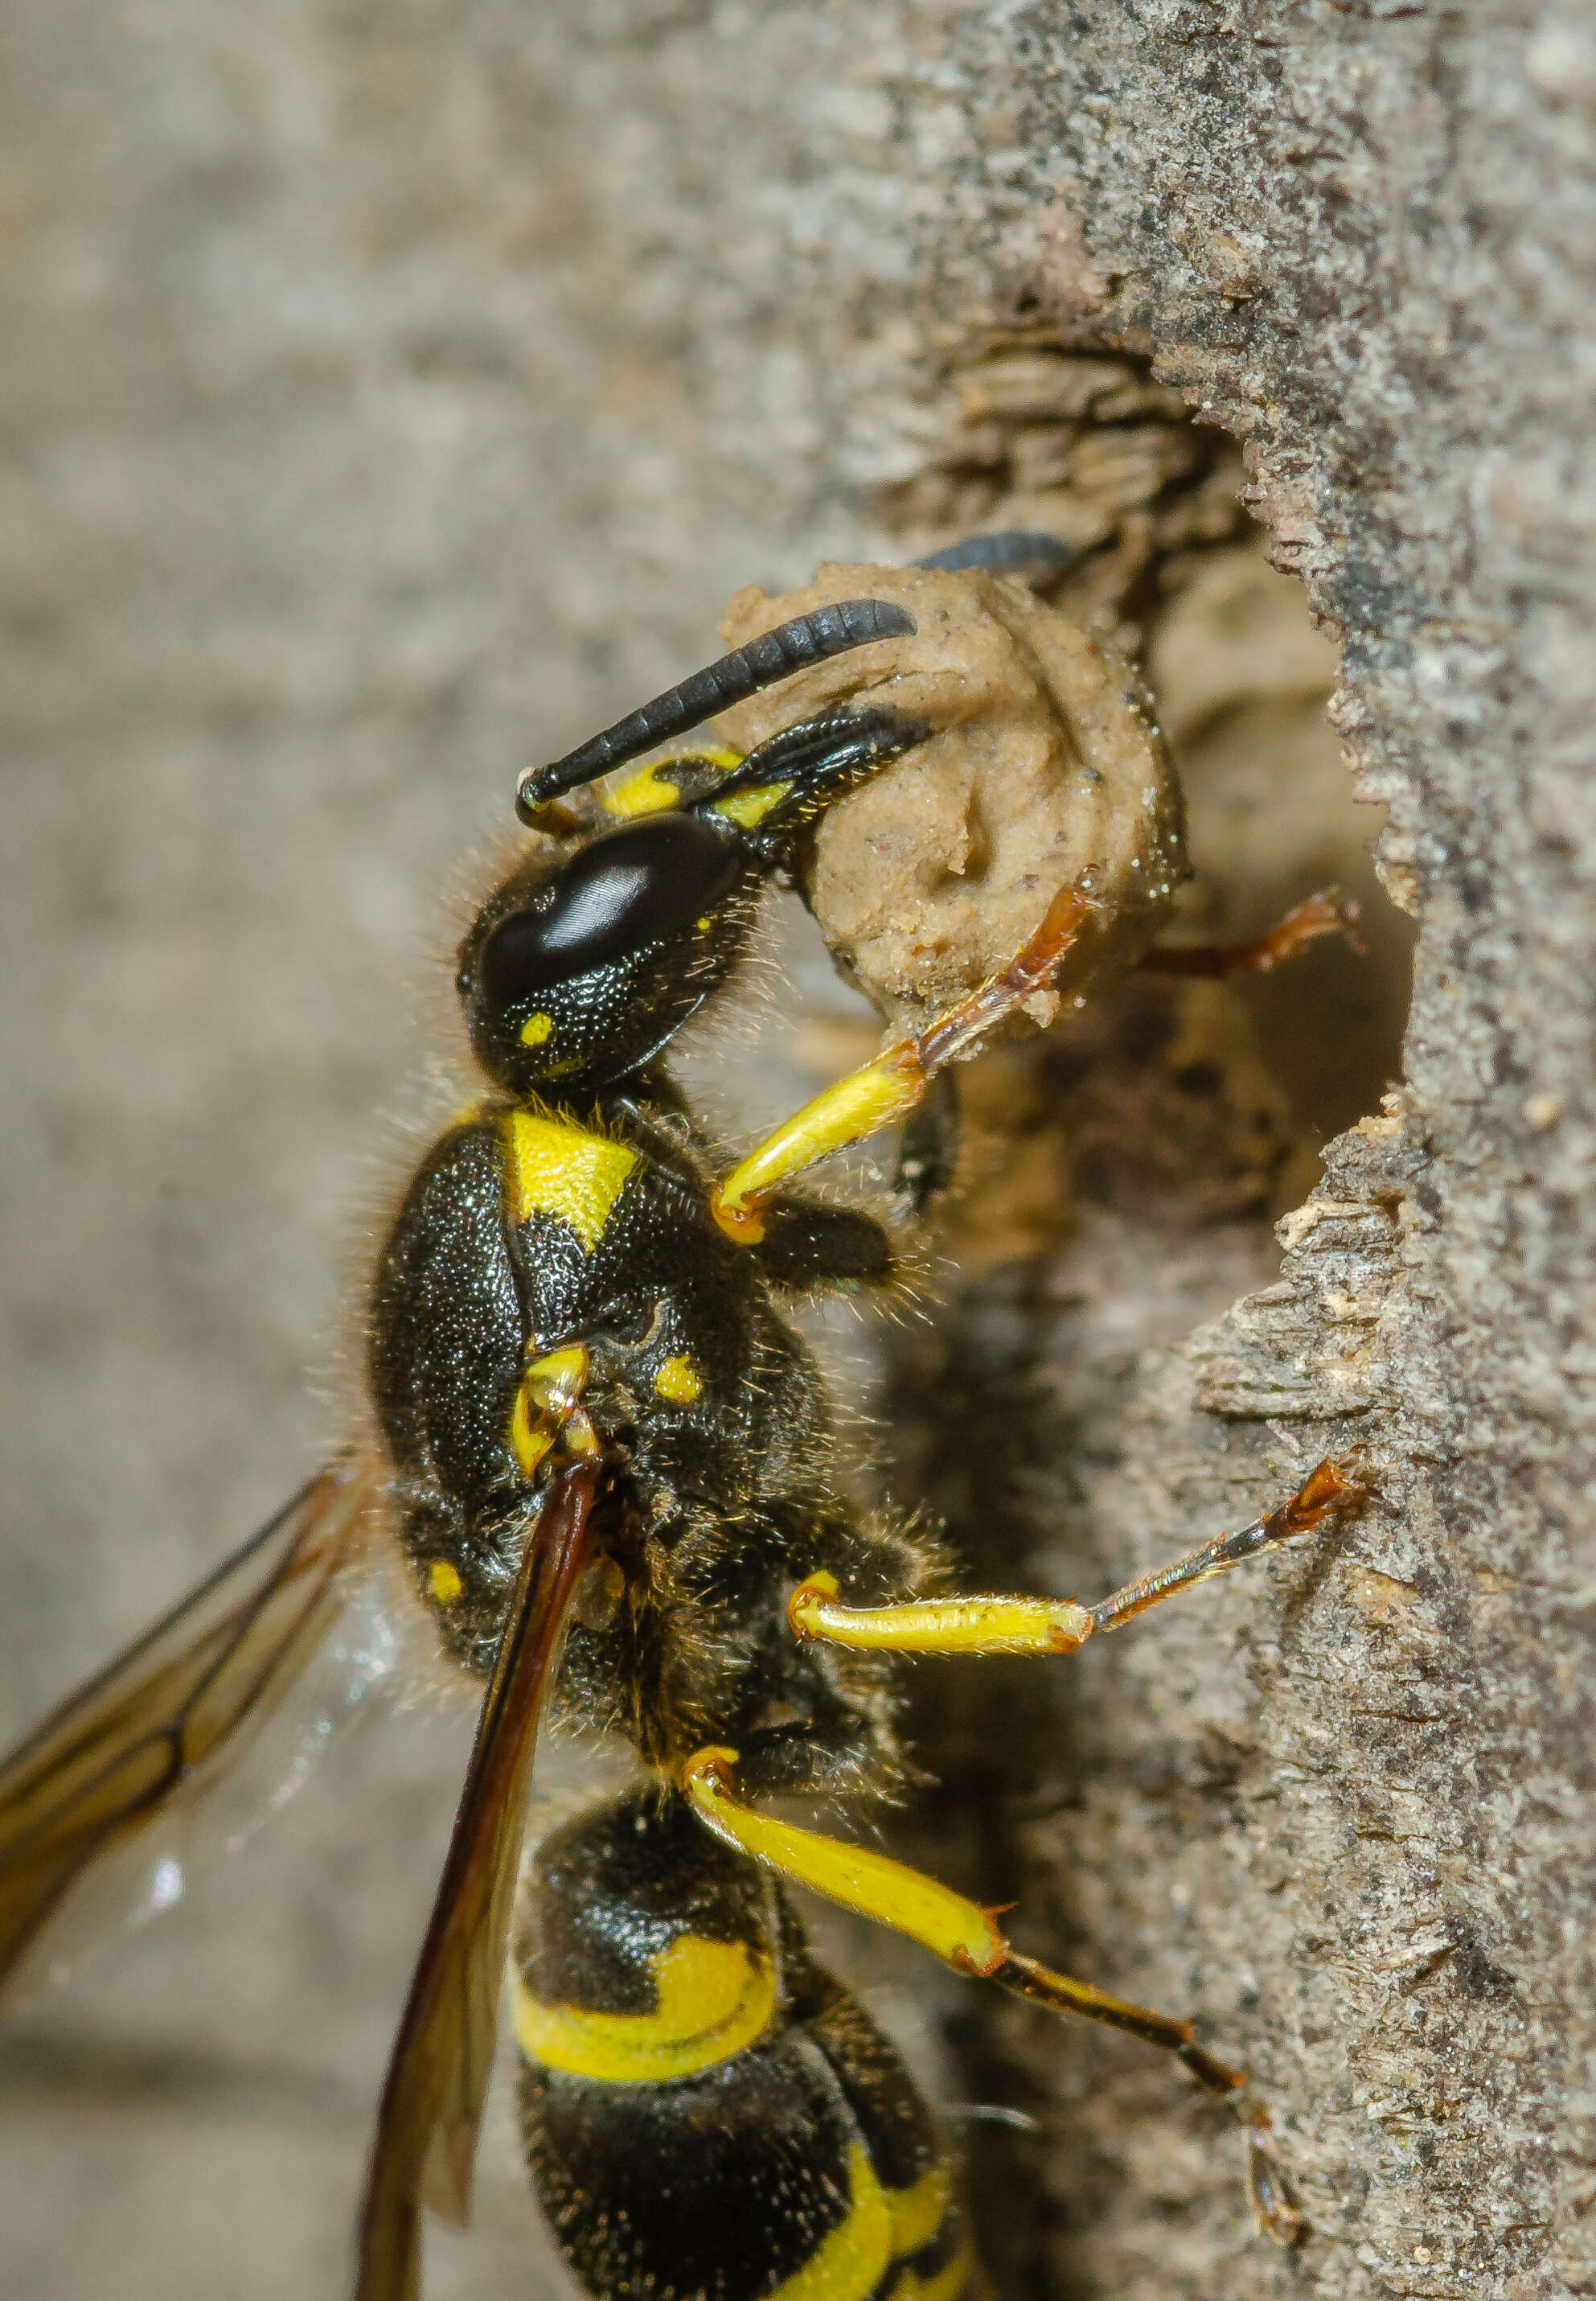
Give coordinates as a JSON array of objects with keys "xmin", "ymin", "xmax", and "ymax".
[
  {"xmin": 520, "ymin": 1011, "xmax": 554, "ymax": 1047},
  {"xmin": 428, "ymin": 1559, "xmax": 463, "ymax": 1605},
  {"xmin": 653, "ymin": 1353, "xmax": 703, "ymax": 1404},
  {"xmin": 769, "ymin": 2145, "xmax": 894, "ymax": 2301},
  {"xmin": 505, "ymin": 1108, "xmax": 638, "ymax": 1254},
  {"xmin": 511, "ymin": 1933, "xmax": 775, "ymax": 2084}
]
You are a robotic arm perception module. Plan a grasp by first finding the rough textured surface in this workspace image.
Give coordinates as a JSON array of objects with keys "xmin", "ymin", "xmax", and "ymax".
[
  {"xmin": 1, "ymin": 4, "xmax": 1582, "ymax": 2301},
  {"xmin": 899, "ymin": 6, "xmax": 1596, "ymax": 2299}
]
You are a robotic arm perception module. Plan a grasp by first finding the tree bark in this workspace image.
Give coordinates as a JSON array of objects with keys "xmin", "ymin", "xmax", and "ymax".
[{"xmin": 896, "ymin": 9, "xmax": 1596, "ymax": 2298}]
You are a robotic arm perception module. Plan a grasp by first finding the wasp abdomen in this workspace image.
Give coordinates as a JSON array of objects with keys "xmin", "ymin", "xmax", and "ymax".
[{"xmin": 515, "ymin": 1789, "xmax": 977, "ymax": 2301}]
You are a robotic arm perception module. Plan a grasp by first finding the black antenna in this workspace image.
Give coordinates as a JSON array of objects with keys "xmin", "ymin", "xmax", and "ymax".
[
  {"xmin": 913, "ymin": 530, "xmax": 1077, "ymax": 580},
  {"xmin": 517, "ymin": 598, "xmax": 916, "ymax": 821}
]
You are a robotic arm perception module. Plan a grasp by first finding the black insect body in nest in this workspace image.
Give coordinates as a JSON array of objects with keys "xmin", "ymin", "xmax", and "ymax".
[{"xmin": 0, "ymin": 547, "xmax": 1367, "ymax": 2301}]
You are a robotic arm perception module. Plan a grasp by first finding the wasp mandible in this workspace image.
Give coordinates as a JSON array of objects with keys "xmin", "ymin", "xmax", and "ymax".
[{"xmin": 0, "ymin": 537, "xmax": 1367, "ymax": 2301}]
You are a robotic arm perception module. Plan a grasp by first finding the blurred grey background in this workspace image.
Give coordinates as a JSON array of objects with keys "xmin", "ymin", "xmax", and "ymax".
[{"xmin": 0, "ymin": 6, "xmax": 942, "ymax": 2295}]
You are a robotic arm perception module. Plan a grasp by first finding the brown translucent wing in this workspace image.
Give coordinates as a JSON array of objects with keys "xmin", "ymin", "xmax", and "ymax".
[
  {"xmin": 0, "ymin": 1456, "xmax": 382, "ymax": 2001},
  {"xmin": 355, "ymin": 1457, "xmax": 599, "ymax": 2301}
]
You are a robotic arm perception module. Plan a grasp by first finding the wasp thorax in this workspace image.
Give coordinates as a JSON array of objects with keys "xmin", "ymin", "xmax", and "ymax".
[{"xmin": 458, "ymin": 814, "xmax": 757, "ymax": 1093}]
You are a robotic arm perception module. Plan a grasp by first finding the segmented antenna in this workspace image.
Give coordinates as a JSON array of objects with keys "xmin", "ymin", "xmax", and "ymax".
[
  {"xmin": 913, "ymin": 530, "xmax": 1077, "ymax": 579},
  {"xmin": 517, "ymin": 598, "xmax": 916, "ymax": 820}
]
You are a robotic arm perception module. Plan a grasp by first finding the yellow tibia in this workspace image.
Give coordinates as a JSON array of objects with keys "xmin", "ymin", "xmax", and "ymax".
[
  {"xmin": 652, "ymin": 1353, "xmax": 703, "ymax": 1403},
  {"xmin": 505, "ymin": 1108, "xmax": 638, "ymax": 1253},
  {"xmin": 789, "ymin": 1572, "xmax": 1092, "ymax": 1657},
  {"xmin": 708, "ymin": 781, "xmax": 790, "ymax": 830},
  {"xmin": 887, "ymin": 2158, "xmax": 954, "ymax": 2259},
  {"xmin": 768, "ymin": 2146, "xmax": 894, "ymax": 2301},
  {"xmin": 711, "ymin": 1046, "xmax": 925, "ymax": 1239},
  {"xmin": 519, "ymin": 1012, "xmax": 554, "ymax": 1047},
  {"xmin": 511, "ymin": 1933, "xmax": 776, "ymax": 2084},
  {"xmin": 428, "ymin": 1559, "xmax": 463, "ymax": 1605},
  {"xmin": 679, "ymin": 1748, "xmax": 1003, "ymax": 1977}
]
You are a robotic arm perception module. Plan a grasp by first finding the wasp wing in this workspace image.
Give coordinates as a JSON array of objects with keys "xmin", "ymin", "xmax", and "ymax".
[
  {"xmin": 355, "ymin": 1457, "xmax": 599, "ymax": 2301},
  {"xmin": 0, "ymin": 1455, "xmax": 386, "ymax": 2003}
]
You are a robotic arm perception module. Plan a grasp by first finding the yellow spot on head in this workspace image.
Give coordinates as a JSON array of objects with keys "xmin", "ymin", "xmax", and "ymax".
[
  {"xmin": 710, "ymin": 781, "xmax": 791, "ymax": 831},
  {"xmin": 601, "ymin": 763, "xmax": 681, "ymax": 820},
  {"xmin": 653, "ymin": 1353, "xmax": 703, "ymax": 1404},
  {"xmin": 512, "ymin": 1933, "xmax": 777, "ymax": 2083},
  {"xmin": 519, "ymin": 1012, "xmax": 554, "ymax": 1047},
  {"xmin": 696, "ymin": 915, "xmax": 715, "ymax": 932},
  {"xmin": 505, "ymin": 1108, "xmax": 638, "ymax": 1254},
  {"xmin": 429, "ymin": 1559, "xmax": 463, "ymax": 1605},
  {"xmin": 601, "ymin": 744, "xmax": 746, "ymax": 820}
]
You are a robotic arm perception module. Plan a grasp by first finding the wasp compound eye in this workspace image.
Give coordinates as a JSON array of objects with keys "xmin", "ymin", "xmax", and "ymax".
[{"xmin": 479, "ymin": 816, "xmax": 744, "ymax": 1005}]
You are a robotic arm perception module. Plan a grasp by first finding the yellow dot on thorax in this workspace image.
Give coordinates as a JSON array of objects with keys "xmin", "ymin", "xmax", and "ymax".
[
  {"xmin": 429, "ymin": 1559, "xmax": 464, "ymax": 1605},
  {"xmin": 653, "ymin": 1354, "xmax": 703, "ymax": 1403},
  {"xmin": 519, "ymin": 1012, "xmax": 554, "ymax": 1047}
]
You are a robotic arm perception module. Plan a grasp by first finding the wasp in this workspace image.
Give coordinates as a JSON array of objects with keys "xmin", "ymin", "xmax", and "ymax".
[{"xmin": 0, "ymin": 539, "xmax": 1366, "ymax": 2301}]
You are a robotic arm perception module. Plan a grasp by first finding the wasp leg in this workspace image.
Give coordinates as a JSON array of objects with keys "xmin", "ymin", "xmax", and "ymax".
[
  {"xmin": 695, "ymin": 709, "xmax": 930, "ymax": 848},
  {"xmin": 786, "ymin": 1453, "xmax": 1365, "ymax": 1658},
  {"xmin": 749, "ymin": 1198, "xmax": 896, "ymax": 1295},
  {"xmin": 679, "ymin": 1747, "xmax": 1242, "ymax": 2099},
  {"xmin": 1139, "ymin": 888, "xmax": 1366, "ymax": 977},
  {"xmin": 515, "ymin": 1785, "xmax": 986, "ymax": 2301},
  {"xmin": 892, "ymin": 1070, "xmax": 961, "ymax": 1215},
  {"xmin": 711, "ymin": 881, "xmax": 1103, "ymax": 1241},
  {"xmin": 1083, "ymin": 1449, "xmax": 1365, "ymax": 1634}
]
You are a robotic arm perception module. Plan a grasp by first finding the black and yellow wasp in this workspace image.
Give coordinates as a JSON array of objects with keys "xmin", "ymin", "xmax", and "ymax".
[{"xmin": 0, "ymin": 550, "xmax": 1362, "ymax": 2301}]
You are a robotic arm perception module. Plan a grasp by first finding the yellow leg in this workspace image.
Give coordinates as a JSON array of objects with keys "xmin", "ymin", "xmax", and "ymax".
[
  {"xmin": 678, "ymin": 1747, "xmax": 1241, "ymax": 2098},
  {"xmin": 711, "ymin": 881, "xmax": 1103, "ymax": 1242},
  {"xmin": 790, "ymin": 1573, "xmax": 1091, "ymax": 1655},
  {"xmin": 788, "ymin": 1454, "xmax": 1364, "ymax": 1658},
  {"xmin": 1139, "ymin": 888, "xmax": 1365, "ymax": 978}
]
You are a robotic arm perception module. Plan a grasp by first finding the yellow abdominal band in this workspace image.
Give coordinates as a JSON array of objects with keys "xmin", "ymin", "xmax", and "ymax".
[
  {"xmin": 512, "ymin": 1933, "xmax": 776, "ymax": 2083},
  {"xmin": 760, "ymin": 2147, "xmax": 969, "ymax": 2301}
]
